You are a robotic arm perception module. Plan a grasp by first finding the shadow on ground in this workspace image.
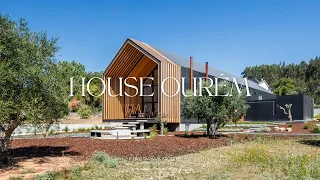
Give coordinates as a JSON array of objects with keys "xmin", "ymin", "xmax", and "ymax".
[
  {"xmin": 298, "ymin": 140, "xmax": 320, "ymax": 147},
  {"xmin": 0, "ymin": 146, "xmax": 81, "ymax": 168},
  {"xmin": 10, "ymin": 146, "xmax": 80, "ymax": 159}
]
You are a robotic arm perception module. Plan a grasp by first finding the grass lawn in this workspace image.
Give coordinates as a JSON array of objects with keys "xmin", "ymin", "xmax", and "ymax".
[{"xmin": 5, "ymin": 136, "xmax": 320, "ymax": 180}]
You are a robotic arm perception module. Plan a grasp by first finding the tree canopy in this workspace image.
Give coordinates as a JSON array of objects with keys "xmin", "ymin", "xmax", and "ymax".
[
  {"xmin": 242, "ymin": 57, "xmax": 320, "ymax": 103},
  {"xmin": 181, "ymin": 81, "xmax": 249, "ymax": 136},
  {"xmin": 0, "ymin": 15, "xmax": 69, "ymax": 165}
]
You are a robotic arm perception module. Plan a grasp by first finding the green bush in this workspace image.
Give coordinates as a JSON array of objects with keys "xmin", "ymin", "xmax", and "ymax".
[
  {"xmin": 288, "ymin": 123, "xmax": 293, "ymax": 127},
  {"xmin": 92, "ymin": 152, "xmax": 118, "ymax": 168},
  {"xmin": 143, "ymin": 133, "xmax": 148, "ymax": 139},
  {"xmin": 314, "ymin": 113, "xmax": 320, "ymax": 119},
  {"xmin": 78, "ymin": 104, "xmax": 93, "ymax": 119},
  {"xmin": 304, "ymin": 121, "xmax": 311, "ymax": 129},
  {"xmin": 69, "ymin": 166, "xmax": 82, "ymax": 179},
  {"xmin": 184, "ymin": 130, "xmax": 188, "ymax": 136},
  {"xmin": 49, "ymin": 129, "xmax": 55, "ymax": 135},
  {"xmin": 244, "ymin": 134, "xmax": 249, "ymax": 140},
  {"xmin": 150, "ymin": 131, "xmax": 158, "ymax": 139},
  {"xmin": 63, "ymin": 126, "xmax": 69, "ymax": 132},
  {"xmin": 163, "ymin": 127, "xmax": 168, "ymax": 135},
  {"xmin": 313, "ymin": 125, "xmax": 320, "ymax": 133}
]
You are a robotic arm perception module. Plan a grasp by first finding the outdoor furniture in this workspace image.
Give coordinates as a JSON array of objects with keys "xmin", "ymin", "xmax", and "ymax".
[
  {"xmin": 90, "ymin": 124, "xmax": 150, "ymax": 140},
  {"xmin": 90, "ymin": 130, "xmax": 111, "ymax": 138},
  {"xmin": 122, "ymin": 124, "xmax": 136, "ymax": 130},
  {"xmin": 131, "ymin": 129, "xmax": 150, "ymax": 137},
  {"xmin": 136, "ymin": 120, "xmax": 147, "ymax": 130},
  {"xmin": 111, "ymin": 127, "xmax": 131, "ymax": 137},
  {"xmin": 128, "ymin": 122, "xmax": 139, "ymax": 131}
]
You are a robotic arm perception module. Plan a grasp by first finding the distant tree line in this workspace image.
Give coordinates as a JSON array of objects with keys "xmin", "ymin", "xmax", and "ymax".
[
  {"xmin": 56, "ymin": 60, "xmax": 103, "ymax": 114},
  {"xmin": 242, "ymin": 57, "xmax": 320, "ymax": 104}
]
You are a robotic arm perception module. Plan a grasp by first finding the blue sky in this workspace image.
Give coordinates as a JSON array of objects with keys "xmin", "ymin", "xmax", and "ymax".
[{"xmin": 1, "ymin": 0, "xmax": 320, "ymax": 76}]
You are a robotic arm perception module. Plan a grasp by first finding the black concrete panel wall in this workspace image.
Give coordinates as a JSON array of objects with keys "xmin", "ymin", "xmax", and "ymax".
[
  {"xmin": 245, "ymin": 100, "xmax": 275, "ymax": 121},
  {"xmin": 275, "ymin": 95, "xmax": 303, "ymax": 120},
  {"xmin": 303, "ymin": 94, "xmax": 314, "ymax": 120},
  {"xmin": 245, "ymin": 94, "xmax": 314, "ymax": 121}
]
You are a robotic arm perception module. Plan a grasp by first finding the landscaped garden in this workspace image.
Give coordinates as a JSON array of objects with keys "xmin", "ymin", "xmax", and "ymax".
[
  {"xmin": 2, "ymin": 135, "xmax": 320, "ymax": 179},
  {"xmin": 2, "ymin": 7, "xmax": 320, "ymax": 180}
]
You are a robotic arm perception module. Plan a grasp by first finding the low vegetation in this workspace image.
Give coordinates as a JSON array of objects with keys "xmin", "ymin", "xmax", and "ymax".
[
  {"xmin": 77, "ymin": 104, "xmax": 93, "ymax": 119},
  {"xmin": 29, "ymin": 136, "xmax": 320, "ymax": 180}
]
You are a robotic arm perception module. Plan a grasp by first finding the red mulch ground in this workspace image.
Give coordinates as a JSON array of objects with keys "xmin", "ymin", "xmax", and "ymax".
[
  {"xmin": 270, "ymin": 121, "xmax": 319, "ymax": 133},
  {"xmin": 9, "ymin": 136, "xmax": 230, "ymax": 161}
]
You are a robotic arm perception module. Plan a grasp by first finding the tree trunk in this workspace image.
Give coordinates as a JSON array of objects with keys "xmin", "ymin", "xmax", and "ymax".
[
  {"xmin": 212, "ymin": 119, "xmax": 218, "ymax": 137},
  {"xmin": 0, "ymin": 124, "xmax": 18, "ymax": 166},
  {"xmin": 288, "ymin": 110, "xmax": 292, "ymax": 121},
  {"xmin": 0, "ymin": 137, "xmax": 10, "ymax": 166},
  {"xmin": 45, "ymin": 124, "xmax": 51, "ymax": 137},
  {"xmin": 206, "ymin": 119, "xmax": 213, "ymax": 137},
  {"xmin": 160, "ymin": 121, "xmax": 164, "ymax": 135}
]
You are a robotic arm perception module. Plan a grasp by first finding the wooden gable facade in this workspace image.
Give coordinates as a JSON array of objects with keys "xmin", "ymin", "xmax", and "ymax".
[{"xmin": 103, "ymin": 38, "xmax": 181, "ymax": 123}]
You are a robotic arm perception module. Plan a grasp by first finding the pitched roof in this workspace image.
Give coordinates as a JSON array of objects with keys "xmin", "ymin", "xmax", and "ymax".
[{"xmin": 129, "ymin": 38, "xmax": 272, "ymax": 93}]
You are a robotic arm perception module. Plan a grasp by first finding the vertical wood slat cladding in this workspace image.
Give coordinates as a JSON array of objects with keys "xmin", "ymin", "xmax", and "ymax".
[
  {"xmin": 160, "ymin": 60, "xmax": 181, "ymax": 123},
  {"xmin": 104, "ymin": 77, "xmax": 124, "ymax": 119},
  {"xmin": 104, "ymin": 39, "xmax": 181, "ymax": 123},
  {"xmin": 104, "ymin": 43, "xmax": 145, "ymax": 119}
]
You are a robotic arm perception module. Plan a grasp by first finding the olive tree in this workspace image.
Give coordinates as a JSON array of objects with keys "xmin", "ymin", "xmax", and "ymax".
[
  {"xmin": 182, "ymin": 80, "xmax": 248, "ymax": 136},
  {"xmin": 0, "ymin": 15, "xmax": 69, "ymax": 165}
]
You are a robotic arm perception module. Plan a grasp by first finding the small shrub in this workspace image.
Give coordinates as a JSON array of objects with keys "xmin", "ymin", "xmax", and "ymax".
[
  {"xmin": 314, "ymin": 113, "xmax": 320, "ymax": 119},
  {"xmin": 304, "ymin": 121, "xmax": 311, "ymax": 129},
  {"xmin": 49, "ymin": 129, "xmax": 55, "ymax": 135},
  {"xmin": 150, "ymin": 131, "xmax": 158, "ymax": 139},
  {"xmin": 78, "ymin": 104, "xmax": 93, "ymax": 119},
  {"xmin": 63, "ymin": 126, "xmax": 69, "ymax": 132},
  {"xmin": 70, "ymin": 166, "xmax": 82, "ymax": 179},
  {"xmin": 143, "ymin": 133, "xmax": 148, "ymax": 139},
  {"xmin": 184, "ymin": 130, "xmax": 188, "ymax": 136},
  {"xmin": 69, "ymin": 98, "xmax": 81, "ymax": 112},
  {"xmin": 313, "ymin": 125, "xmax": 320, "ymax": 133},
  {"xmin": 92, "ymin": 152, "xmax": 118, "ymax": 168},
  {"xmin": 288, "ymin": 123, "xmax": 293, "ymax": 127},
  {"xmin": 163, "ymin": 127, "xmax": 168, "ymax": 135},
  {"xmin": 151, "ymin": 124, "xmax": 157, "ymax": 131},
  {"xmin": 244, "ymin": 134, "xmax": 249, "ymax": 140}
]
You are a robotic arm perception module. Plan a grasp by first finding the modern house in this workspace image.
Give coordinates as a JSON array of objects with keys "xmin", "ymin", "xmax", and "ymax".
[{"xmin": 103, "ymin": 38, "xmax": 313, "ymax": 130}]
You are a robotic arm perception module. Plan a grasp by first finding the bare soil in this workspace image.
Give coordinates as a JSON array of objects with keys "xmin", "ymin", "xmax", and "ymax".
[
  {"xmin": 0, "ymin": 156, "xmax": 77, "ymax": 180},
  {"xmin": 0, "ymin": 136, "xmax": 229, "ymax": 179},
  {"xmin": 9, "ymin": 136, "xmax": 230, "ymax": 161}
]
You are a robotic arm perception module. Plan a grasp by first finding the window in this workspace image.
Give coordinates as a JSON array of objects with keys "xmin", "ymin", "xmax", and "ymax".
[
  {"xmin": 142, "ymin": 67, "xmax": 158, "ymax": 117},
  {"xmin": 258, "ymin": 93, "xmax": 263, "ymax": 100}
]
